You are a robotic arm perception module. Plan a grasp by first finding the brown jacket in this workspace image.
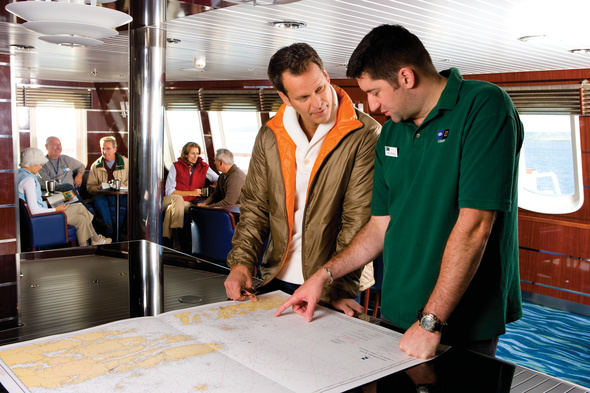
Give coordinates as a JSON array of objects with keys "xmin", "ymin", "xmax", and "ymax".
[{"xmin": 227, "ymin": 85, "xmax": 381, "ymax": 302}]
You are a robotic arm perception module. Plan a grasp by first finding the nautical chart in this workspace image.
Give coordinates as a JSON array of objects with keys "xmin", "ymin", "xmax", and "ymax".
[{"xmin": 0, "ymin": 291, "xmax": 428, "ymax": 393}]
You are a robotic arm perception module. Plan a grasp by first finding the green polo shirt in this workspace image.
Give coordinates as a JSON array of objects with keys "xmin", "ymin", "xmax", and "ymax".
[{"xmin": 372, "ymin": 68, "xmax": 523, "ymax": 342}]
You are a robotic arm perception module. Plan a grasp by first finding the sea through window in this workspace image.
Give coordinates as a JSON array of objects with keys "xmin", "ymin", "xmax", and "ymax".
[{"xmin": 518, "ymin": 114, "xmax": 583, "ymax": 214}]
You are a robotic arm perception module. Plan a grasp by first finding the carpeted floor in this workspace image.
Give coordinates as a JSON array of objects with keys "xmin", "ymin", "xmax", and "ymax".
[{"xmin": 497, "ymin": 301, "xmax": 590, "ymax": 388}]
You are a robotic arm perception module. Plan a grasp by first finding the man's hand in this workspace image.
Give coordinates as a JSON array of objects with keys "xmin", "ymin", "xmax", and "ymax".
[
  {"xmin": 224, "ymin": 265, "xmax": 254, "ymax": 301},
  {"xmin": 274, "ymin": 270, "xmax": 328, "ymax": 322},
  {"xmin": 197, "ymin": 202, "xmax": 207, "ymax": 207},
  {"xmin": 74, "ymin": 173, "xmax": 83, "ymax": 188},
  {"xmin": 55, "ymin": 205, "xmax": 68, "ymax": 212},
  {"xmin": 398, "ymin": 321, "xmax": 441, "ymax": 359},
  {"xmin": 331, "ymin": 298, "xmax": 363, "ymax": 317}
]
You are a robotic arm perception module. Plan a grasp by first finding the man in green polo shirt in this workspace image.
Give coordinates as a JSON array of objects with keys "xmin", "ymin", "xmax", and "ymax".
[{"xmin": 276, "ymin": 24, "xmax": 524, "ymax": 359}]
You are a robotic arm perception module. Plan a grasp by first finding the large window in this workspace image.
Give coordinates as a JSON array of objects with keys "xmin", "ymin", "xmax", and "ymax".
[
  {"xmin": 518, "ymin": 115, "xmax": 583, "ymax": 214},
  {"xmin": 209, "ymin": 111, "xmax": 260, "ymax": 172},
  {"xmin": 29, "ymin": 107, "xmax": 87, "ymax": 163},
  {"xmin": 164, "ymin": 111, "xmax": 205, "ymax": 169}
]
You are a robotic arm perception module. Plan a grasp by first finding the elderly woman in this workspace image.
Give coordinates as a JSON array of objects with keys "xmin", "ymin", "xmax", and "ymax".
[
  {"xmin": 18, "ymin": 147, "xmax": 111, "ymax": 246},
  {"xmin": 163, "ymin": 142, "xmax": 219, "ymax": 247}
]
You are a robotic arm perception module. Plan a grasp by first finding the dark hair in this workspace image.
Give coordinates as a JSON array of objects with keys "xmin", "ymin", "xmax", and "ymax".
[
  {"xmin": 267, "ymin": 43, "xmax": 324, "ymax": 95},
  {"xmin": 180, "ymin": 142, "xmax": 201, "ymax": 164},
  {"xmin": 347, "ymin": 24, "xmax": 437, "ymax": 86}
]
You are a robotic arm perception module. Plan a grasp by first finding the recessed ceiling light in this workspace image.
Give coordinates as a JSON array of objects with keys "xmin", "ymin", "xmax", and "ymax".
[
  {"xmin": 272, "ymin": 21, "xmax": 306, "ymax": 29},
  {"xmin": 167, "ymin": 38, "xmax": 181, "ymax": 44},
  {"xmin": 518, "ymin": 35, "xmax": 546, "ymax": 42},
  {"xmin": 9, "ymin": 44, "xmax": 35, "ymax": 51},
  {"xmin": 440, "ymin": 58, "xmax": 453, "ymax": 62},
  {"xmin": 570, "ymin": 49, "xmax": 590, "ymax": 54}
]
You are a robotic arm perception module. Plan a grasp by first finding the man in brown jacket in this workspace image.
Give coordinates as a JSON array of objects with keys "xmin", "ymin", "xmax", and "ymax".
[
  {"xmin": 198, "ymin": 148, "xmax": 245, "ymax": 208},
  {"xmin": 224, "ymin": 43, "xmax": 381, "ymax": 315}
]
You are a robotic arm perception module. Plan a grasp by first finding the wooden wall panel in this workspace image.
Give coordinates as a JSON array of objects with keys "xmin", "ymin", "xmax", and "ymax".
[
  {"xmin": 0, "ymin": 207, "xmax": 16, "ymax": 240},
  {"xmin": 0, "ymin": 253, "xmax": 16, "ymax": 282},
  {"xmin": 87, "ymin": 110, "xmax": 128, "ymax": 134},
  {"xmin": 0, "ymin": 142, "xmax": 13, "ymax": 170},
  {"xmin": 0, "ymin": 102, "xmax": 10, "ymax": 136},
  {"xmin": 519, "ymin": 248, "xmax": 589, "ymax": 298},
  {"xmin": 0, "ymin": 242, "xmax": 16, "ymax": 256},
  {"xmin": 0, "ymin": 50, "xmax": 16, "ymax": 257},
  {"xmin": 0, "ymin": 173, "xmax": 14, "ymax": 205},
  {"xmin": 0, "ymin": 285, "xmax": 18, "ymax": 330}
]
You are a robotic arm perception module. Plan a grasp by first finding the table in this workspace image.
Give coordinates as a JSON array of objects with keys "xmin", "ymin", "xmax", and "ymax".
[
  {"xmin": 95, "ymin": 188, "xmax": 128, "ymax": 241},
  {"xmin": 0, "ymin": 242, "xmax": 586, "ymax": 393}
]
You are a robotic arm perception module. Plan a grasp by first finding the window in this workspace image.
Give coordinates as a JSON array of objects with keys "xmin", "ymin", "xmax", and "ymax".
[
  {"xmin": 518, "ymin": 115, "xmax": 583, "ymax": 214},
  {"xmin": 209, "ymin": 111, "xmax": 260, "ymax": 172},
  {"xmin": 164, "ymin": 110, "xmax": 205, "ymax": 169},
  {"xmin": 29, "ymin": 107, "xmax": 87, "ymax": 163}
]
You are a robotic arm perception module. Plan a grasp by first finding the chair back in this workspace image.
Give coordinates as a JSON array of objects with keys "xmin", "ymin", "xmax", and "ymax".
[
  {"xmin": 189, "ymin": 206, "xmax": 236, "ymax": 265},
  {"xmin": 19, "ymin": 198, "xmax": 74, "ymax": 251}
]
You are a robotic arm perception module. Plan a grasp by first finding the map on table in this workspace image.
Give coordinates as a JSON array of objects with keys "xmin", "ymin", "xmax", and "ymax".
[{"xmin": 0, "ymin": 291, "xmax": 428, "ymax": 392}]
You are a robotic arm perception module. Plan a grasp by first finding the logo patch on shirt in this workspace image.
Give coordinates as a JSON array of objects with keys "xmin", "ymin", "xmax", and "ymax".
[
  {"xmin": 437, "ymin": 129, "xmax": 450, "ymax": 143},
  {"xmin": 385, "ymin": 146, "xmax": 398, "ymax": 157}
]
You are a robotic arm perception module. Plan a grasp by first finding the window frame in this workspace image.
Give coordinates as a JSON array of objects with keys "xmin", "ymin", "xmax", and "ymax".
[{"xmin": 517, "ymin": 115, "xmax": 583, "ymax": 214}]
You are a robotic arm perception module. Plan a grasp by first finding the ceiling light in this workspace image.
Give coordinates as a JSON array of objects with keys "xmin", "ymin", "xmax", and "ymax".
[
  {"xmin": 194, "ymin": 56, "xmax": 206, "ymax": 69},
  {"xmin": 167, "ymin": 38, "xmax": 181, "ymax": 44},
  {"xmin": 518, "ymin": 35, "xmax": 546, "ymax": 42},
  {"xmin": 9, "ymin": 44, "xmax": 35, "ymax": 51},
  {"xmin": 5, "ymin": 0, "xmax": 132, "ymax": 47},
  {"xmin": 272, "ymin": 21, "xmax": 307, "ymax": 29},
  {"xmin": 570, "ymin": 49, "xmax": 590, "ymax": 54}
]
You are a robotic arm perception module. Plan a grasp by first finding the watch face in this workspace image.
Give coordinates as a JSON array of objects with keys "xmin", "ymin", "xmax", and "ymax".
[{"xmin": 420, "ymin": 315, "xmax": 437, "ymax": 331}]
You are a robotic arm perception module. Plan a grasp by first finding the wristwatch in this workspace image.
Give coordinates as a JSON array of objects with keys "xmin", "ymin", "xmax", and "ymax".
[{"xmin": 417, "ymin": 309, "xmax": 447, "ymax": 333}]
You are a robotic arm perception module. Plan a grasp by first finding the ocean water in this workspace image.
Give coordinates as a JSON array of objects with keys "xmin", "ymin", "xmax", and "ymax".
[{"xmin": 522, "ymin": 138, "xmax": 575, "ymax": 195}]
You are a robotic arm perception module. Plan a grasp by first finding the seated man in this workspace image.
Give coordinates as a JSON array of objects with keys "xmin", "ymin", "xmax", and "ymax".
[
  {"xmin": 86, "ymin": 136, "xmax": 129, "ymax": 238},
  {"xmin": 38, "ymin": 136, "xmax": 86, "ymax": 191},
  {"xmin": 37, "ymin": 136, "xmax": 93, "ymax": 207},
  {"xmin": 198, "ymin": 148, "xmax": 246, "ymax": 208},
  {"xmin": 18, "ymin": 147, "xmax": 111, "ymax": 246}
]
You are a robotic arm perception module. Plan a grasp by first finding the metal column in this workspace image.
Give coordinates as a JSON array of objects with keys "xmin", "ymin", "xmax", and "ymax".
[{"xmin": 128, "ymin": 0, "xmax": 166, "ymax": 316}]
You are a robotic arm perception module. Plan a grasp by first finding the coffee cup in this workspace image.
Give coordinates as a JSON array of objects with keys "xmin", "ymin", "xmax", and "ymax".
[
  {"xmin": 201, "ymin": 187, "xmax": 210, "ymax": 197},
  {"xmin": 46, "ymin": 180, "xmax": 56, "ymax": 194},
  {"xmin": 111, "ymin": 179, "xmax": 121, "ymax": 191}
]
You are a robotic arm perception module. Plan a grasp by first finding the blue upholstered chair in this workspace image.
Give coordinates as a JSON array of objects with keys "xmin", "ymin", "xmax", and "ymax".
[
  {"xmin": 189, "ymin": 206, "xmax": 236, "ymax": 265},
  {"xmin": 19, "ymin": 199, "xmax": 77, "ymax": 252}
]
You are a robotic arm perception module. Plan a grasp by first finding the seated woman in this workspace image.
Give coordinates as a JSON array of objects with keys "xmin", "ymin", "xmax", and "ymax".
[
  {"xmin": 18, "ymin": 147, "xmax": 112, "ymax": 247},
  {"xmin": 163, "ymin": 142, "xmax": 219, "ymax": 248}
]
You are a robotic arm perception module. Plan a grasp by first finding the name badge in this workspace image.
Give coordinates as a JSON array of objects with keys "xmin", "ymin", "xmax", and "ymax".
[{"xmin": 385, "ymin": 146, "xmax": 398, "ymax": 157}]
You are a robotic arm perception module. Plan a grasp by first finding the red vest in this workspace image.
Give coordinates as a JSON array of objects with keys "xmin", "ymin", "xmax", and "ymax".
[{"xmin": 173, "ymin": 157, "xmax": 209, "ymax": 202}]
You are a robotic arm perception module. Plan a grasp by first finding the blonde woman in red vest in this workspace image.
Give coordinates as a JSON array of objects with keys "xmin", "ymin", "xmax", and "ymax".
[{"xmin": 163, "ymin": 142, "xmax": 219, "ymax": 249}]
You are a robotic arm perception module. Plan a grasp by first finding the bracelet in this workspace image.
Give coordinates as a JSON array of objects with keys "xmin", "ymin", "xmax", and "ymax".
[{"xmin": 320, "ymin": 266, "xmax": 334, "ymax": 284}]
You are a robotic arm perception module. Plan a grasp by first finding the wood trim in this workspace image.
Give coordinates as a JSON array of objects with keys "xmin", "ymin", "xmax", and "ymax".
[{"xmin": 518, "ymin": 214, "xmax": 590, "ymax": 229}]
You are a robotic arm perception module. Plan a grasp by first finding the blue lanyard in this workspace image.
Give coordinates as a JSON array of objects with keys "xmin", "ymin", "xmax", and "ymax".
[{"xmin": 48, "ymin": 157, "xmax": 60, "ymax": 176}]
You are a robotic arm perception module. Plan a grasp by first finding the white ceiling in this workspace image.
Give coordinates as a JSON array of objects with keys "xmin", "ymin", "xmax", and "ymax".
[{"xmin": 1, "ymin": 0, "xmax": 590, "ymax": 83}]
